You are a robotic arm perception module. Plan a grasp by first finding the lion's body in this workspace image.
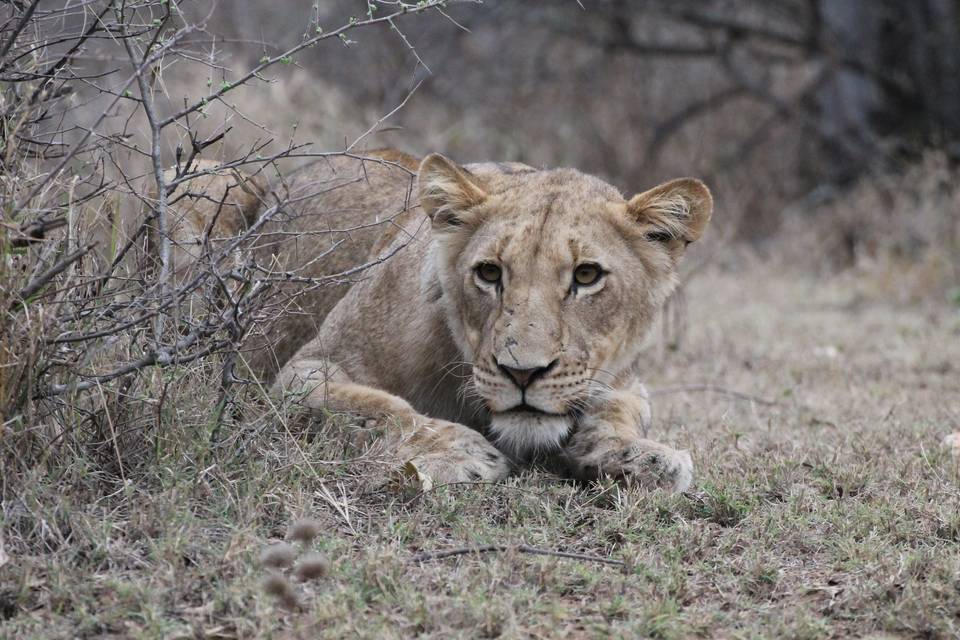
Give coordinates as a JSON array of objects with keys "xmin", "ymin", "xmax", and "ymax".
[
  {"xmin": 164, "ymin": 153, "xmax": 424, "ymax": 375},
  {"xmin": 167, "ymin": 151, "xmax": 713, "ymax": 489},
  {"xmin": 245, "ymin": 152, "xmax": 424, "ymax": 375}
]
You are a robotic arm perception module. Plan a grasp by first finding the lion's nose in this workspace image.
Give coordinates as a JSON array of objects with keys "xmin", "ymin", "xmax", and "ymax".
[{"xmin": 498, "ymin": 359, "xmax": 558, "ymax": 390}]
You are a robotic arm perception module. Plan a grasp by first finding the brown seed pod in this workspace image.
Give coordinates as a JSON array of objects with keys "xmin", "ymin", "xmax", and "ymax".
[
  {"xmin": 293, "ymin": 552, "xmax": 330, "ymax": 581},
  {"xmin": 286, "ymin": 518, "xmax": 323, "ymax": 544},
  {"xmin": 260, "ymin": 542, "xmax": 297, "ymax": 569},
  {"xmin": 262, "ymin": 572, "xmax": 300, "ymax": 611}
]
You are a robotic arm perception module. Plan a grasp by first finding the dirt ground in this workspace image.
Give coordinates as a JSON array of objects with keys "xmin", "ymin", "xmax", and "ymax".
[{"xmin": 2, "ymin": 264, "xmax": 959, "ymax": 639}]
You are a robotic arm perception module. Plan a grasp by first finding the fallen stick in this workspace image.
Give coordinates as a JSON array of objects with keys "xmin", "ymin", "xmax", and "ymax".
[
  {"xmin": 412, "ymin": 544, "xmax": 624, "ymax": 567},
  {"xmin": 650, "ymin": 384, "xmax": 777, "ymax": 406}
]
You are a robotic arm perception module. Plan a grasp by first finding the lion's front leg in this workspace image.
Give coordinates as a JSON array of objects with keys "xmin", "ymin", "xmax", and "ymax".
[
  {"xmin": 564, "ymin": 381, "xmax": 693, "ymax": 492},
  {"xmin": 274, "ymin": 357, "xmax": 511, "ymax": 486}
]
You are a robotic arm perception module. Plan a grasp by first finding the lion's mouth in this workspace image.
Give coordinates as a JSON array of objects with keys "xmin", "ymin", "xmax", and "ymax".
[{"xmin": 503, "ymin": 403, "xmax": 565, "ymax": 417}]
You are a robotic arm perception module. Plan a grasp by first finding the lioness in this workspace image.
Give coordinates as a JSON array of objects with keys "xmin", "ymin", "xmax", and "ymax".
[{"xmin": 168, "ymin": 151, "xmax": 712, "ymax": 491}]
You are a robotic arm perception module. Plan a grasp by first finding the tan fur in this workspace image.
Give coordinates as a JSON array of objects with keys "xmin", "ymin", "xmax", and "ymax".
[{"xmin": 169, "ymin": 151, "xmax": 713, "ymax": 489}]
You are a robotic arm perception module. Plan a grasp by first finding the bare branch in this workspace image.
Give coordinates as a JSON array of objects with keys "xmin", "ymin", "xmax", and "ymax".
[
  {"xmin": 13, "ymin": 243, "xmax": 95, "ymax": 308},
  {"xmin": 0, "ymin": 0, "xmax": 40, "ymax": 63},
  {"xmin": 119, "ymin": 3, "xmax": 173, "ymax": 343}
]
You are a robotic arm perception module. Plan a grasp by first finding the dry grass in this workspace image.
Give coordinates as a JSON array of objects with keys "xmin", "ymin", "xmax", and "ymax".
[{"xmin": 2, "ymin": 264, "xmax": 958, "ymax": 639}]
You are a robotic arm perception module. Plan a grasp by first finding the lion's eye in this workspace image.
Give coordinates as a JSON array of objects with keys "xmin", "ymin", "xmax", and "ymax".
[
  {"xmin": 573, "ymin": 263, "xmax": 603, "ymax": 287},
  {"xmin": 476, "ymin": 262, "xmax": 502, "ymax": 284},
  {"xmin": 646, "ymin": 230, "xmax": 674, "ymax": 243}
]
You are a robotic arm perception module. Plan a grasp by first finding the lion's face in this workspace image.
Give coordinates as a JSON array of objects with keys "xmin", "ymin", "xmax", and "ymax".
[{"xmin": 419, "ymin": 155, "xmax": 712, "ymax": 458}]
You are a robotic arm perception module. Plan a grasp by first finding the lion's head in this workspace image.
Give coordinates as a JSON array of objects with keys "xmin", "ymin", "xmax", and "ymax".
[{"xmin": 418, "ymin": 154, "xmax": 713, "ymax": 458}]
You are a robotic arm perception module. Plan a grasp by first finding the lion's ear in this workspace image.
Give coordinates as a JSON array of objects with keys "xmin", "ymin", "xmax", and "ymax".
[
  {"xmin": 418, "ymin": 153, "xmax": 488, "ymax": 229},
  {"xmin": 627, "ymin": 178, "xmax": 713, "ymax": 250}
]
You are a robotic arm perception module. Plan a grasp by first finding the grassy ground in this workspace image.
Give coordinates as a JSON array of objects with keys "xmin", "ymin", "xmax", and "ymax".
[{"xmin": 2, "ymin": 265, "xmax": 959, "ymax": 639}]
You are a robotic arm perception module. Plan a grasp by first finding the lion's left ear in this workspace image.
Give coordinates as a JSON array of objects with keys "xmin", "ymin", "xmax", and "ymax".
[
  {"xmin": 627, "ymin": 178, "xmax": 713, "ymax": 249},
  {"xmin": 418, "ymin": 153, "xmax": 488, "ymax": 230}
]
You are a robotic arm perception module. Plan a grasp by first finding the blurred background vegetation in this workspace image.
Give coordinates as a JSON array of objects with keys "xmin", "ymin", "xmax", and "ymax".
[{"xmin": 190, "ymin": 0, "xmax": 960, "ymax": 278}]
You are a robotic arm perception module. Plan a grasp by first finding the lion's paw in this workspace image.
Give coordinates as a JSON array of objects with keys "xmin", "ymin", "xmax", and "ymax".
[
  {"xmin": 401, "ymin": 419, "xmax": 512, "ymax": 486},
  {"xmin": 568, "ymin": 438, "xmax": 693, "ymax": 492}
]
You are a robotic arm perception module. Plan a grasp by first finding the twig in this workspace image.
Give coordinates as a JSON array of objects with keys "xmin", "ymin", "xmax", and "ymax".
[
  {"xmin": 387, "ymin": 17, "xmax": 431, "ymax": 74},
  {"xmin": 13, "ymin": 243, "xmax": 95, "ymax": 309},
  {"xmin": 39, "ymin": 321, "xmax": 230, "ymax": 397},
  {"xmin": 412, "ymin": 544, "xmax": 624, "ymax": 567},
  {"xmin": 649, "ymin": 384, "xmax": 777, "ymax": 406},
  {"xmin": 0, "ymin": 0, "xmax": 40, "ymax": 64},
  {"xmin": 6, "ymin": 215, "xmax": 68, "ymax": 247},
  {"xmin": 346, "ymin": 79, "xmax": 423, "ymax": 152},
  {"xmin": 121, "ymin": 12, "xmax": 172, "ymax": 345}
]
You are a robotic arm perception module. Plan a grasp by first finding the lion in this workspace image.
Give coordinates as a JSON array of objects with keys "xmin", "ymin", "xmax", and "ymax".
[{"xmin": 165, "ymin": 150, "xmax": 713, "ymax": 491}]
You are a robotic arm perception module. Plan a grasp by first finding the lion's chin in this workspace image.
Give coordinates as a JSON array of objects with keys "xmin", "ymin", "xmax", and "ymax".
[{"xmin": 487, "ymin": 411, "xmax": 574, "ymax": 460}]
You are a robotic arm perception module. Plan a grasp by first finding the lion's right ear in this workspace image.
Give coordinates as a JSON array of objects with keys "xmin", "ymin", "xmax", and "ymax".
[{"xmin": 418, "ymin": 153, "xmax": 488, "ymax": 229}]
